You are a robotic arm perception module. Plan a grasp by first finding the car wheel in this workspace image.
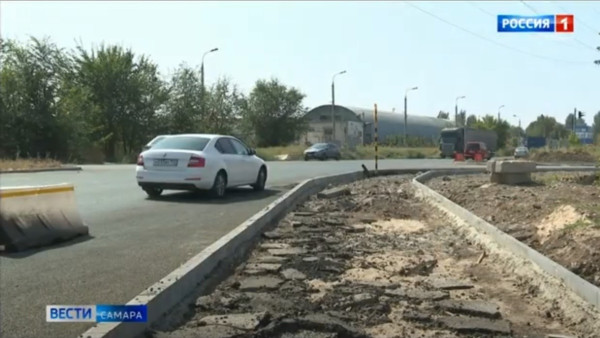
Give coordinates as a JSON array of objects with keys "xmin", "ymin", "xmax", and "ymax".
[
  {"xmin": 252, "ymin": 167, "xmax": 267, "ymax": 191},
  {"xmin": 144, "ymin": 187, "xmax": 163, "ymax": 198},
  {"xmin": 211, "ymin": 171, "xmax": 227, "ymax": 198},
  {"xmin": 304, "ymin": 156, "xmax": 309, "ymax": 161}
]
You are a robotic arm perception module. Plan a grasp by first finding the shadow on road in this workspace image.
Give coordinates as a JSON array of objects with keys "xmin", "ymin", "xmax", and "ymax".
[
  {"xmin": 0, "ymin": 234, "xmax": 94, "ymax": 259},
  {"xmin": 150, "ymin": 187, "xmax": 284, "ymax": 204}
]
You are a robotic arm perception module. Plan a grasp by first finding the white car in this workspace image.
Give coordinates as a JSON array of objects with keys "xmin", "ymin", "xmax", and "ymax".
[
  {"xmin": 136, "ymin": 134, "xmax": 267, "ymax": 198},
  {"xmin": 142, "ymin": 135, "xmax": 170, "ymax": 151},
  {"xmin": 514, "ymin": 146, "xmax": 529, "ymax": 159}
]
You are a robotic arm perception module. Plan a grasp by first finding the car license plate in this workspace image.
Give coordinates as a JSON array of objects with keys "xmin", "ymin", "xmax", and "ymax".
[{"xmin": 153, "ymin": 159, "xmax": 178, "ymax": 167}]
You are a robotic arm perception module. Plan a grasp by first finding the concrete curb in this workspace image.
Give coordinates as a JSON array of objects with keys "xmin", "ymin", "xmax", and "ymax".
[
  {"xmin": 79, "ymin": 168, "xmax": 431, "ymax": 338},
  {"xmin": 0, "ymin": 166, "xmax": 82, "ymax": 174},
  {"xmin": 411, "ymin": 169, "xmax": 600, "ymax": 311}
]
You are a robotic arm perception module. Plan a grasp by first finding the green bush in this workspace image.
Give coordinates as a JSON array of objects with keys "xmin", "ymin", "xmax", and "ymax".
[{"xmin": 568, "ymin": 133, "xmax": 581, "ymax": 146}]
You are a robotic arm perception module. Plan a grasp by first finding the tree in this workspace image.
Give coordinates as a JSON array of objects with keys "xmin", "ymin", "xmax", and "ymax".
[
  {"xmin": 592, "ymin": 111, "xmax": 600, "ymax": 144},
  {"xmin": 470, "ymin": 115, "xmax": 510, "ymax": 148},
  {"xmin": 242, "ymin": 78, "xmax": 308, "ymax": 147},
  {"xmin": 526, "ymin": 114, "xmax": 569, "ymax": 139},
  {"xmin": 436, "ymin": 111, "xmax": 449, "ymax": 119},
  {"xmin": 71, "ymin": 44, "xmax": 167, "ymax": 161},
  {"xmin": 165, "ymin": 63, "xmax": 203, "ymax": 134},
  {"xmin": 565, "ymin": 113, "xmax": 585, "ymax": 131},
  {"xmin": 0, "ymin": 37, "xmax": 69, "ymax": 158},
  {"xmin": 203, "ymin": 77, "xmax": 245, "ymax": 135},
  {"xmin": 457, "ymin": 109, "xmax": 467, "ymax": 126},
  {"xmin": 466, "ymin": 114, "xmax": 477, "ymax": 127}
]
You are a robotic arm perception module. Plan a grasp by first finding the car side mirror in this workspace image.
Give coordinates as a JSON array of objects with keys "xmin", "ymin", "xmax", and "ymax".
[{"xmin": 248, "ymin": 148, "xmax": 256, "ymax": 156}]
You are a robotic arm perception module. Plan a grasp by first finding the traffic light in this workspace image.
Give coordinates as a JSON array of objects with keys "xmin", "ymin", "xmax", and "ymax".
[{"xmin": 578, "ymin": 111, "xmax": 585, "ymax": 119}]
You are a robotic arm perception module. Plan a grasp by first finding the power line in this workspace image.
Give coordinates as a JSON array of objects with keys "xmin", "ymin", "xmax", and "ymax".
[
  {"xmin": 403, "ymin": 1, "xmax": 589, "ymax": 65},
  {"xmin": 468, "ymin": 2, "xmax": 494, "ymax": 17},
  {"xmin": 520, "ymin": 0, "xmax": 597, "ymax": 51}
]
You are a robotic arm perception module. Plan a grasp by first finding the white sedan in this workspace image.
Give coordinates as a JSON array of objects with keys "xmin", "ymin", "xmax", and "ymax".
[{"xmin": 136, "ymin": 134, "xmax": 267, "ymax": 198}]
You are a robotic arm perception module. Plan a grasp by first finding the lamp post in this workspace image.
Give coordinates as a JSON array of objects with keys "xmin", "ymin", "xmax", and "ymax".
[
  {"xmin": 513, "ymin": 114, "xmax": 522, "ymax": 145},
  {"xmin": 404, "ymin": 86, "xmax": 418, "ymax": 146},
  {"xmin": 331, "ymin": 70, "xmax": 347, "ymax": 143},
  {"xmin": 201, "ymin": 47, "xmax": 219, "ymax": 117},
  {"xmin": 498, "ymin": 105, "xmax": 505, "ymax": 121},
  {"xmin": 455, "ymin": 96, "xmax": 466, "ymax": 126},
  {"xmin": 512, "ymin": 114, "xmax": 521, "ymax": 129}
]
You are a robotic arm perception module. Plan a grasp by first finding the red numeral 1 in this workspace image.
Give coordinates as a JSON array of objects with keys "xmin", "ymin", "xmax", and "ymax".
[{"xmin": 555, "ymin": 15, "xmax": 574, "ymax": 33}]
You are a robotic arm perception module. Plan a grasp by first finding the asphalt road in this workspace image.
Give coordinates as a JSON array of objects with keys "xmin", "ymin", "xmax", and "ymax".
[{"xmin": 0, "ymin": 159, "xmax": 490, "ymax": 338}]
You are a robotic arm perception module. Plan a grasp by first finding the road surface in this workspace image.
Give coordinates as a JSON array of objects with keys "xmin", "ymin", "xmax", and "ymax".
[{"xmin": 0, "ymin": 159, "xmax": 513, "ymax": 337}]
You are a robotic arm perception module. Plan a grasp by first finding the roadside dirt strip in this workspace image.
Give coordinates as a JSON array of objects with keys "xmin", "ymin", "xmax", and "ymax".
[
  {"xmin": 151, "ymin": 175, "xmax": 599, "ymax": 338},
  {"xmin": 427, "ymin": 172, "xmax": 600, "ymax": 289}
]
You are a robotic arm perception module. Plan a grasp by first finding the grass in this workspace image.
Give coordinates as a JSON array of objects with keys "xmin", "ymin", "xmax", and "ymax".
[
  {"xmin": 564, "ymin": 219, "xmax": 600, "ymax": 231},
  {"xmin": 255, "ymin": 145, "xmax": 440, "ymax": 161},
  {"xmin": 0, "ymin": 158, "xmax": 63, "ymax": 171},
  {"xmin": 529, "ymin": 145, "xmax": 600, "ymax": 164}
]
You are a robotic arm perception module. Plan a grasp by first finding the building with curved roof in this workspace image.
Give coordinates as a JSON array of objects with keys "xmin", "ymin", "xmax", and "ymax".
[{"xmin": 301, "ymin": 104, "xmax": 455, "ymax": 146}]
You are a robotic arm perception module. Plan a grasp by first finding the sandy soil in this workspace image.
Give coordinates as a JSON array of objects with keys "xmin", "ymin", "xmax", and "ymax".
[
  {"xmin": 151, "ymin": 175, "xmax": 600, "ymax": 338},
  {"xmin": 428, "ymin": 172, "xmax": 600, "ymax": 288}
]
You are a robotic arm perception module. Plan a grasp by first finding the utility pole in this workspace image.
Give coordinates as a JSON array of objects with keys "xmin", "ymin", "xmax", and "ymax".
[
  {"xmin": 404, "ymin": 86, "xmax": 418, "ymax": 146},
  {"xmin": 331, "ymin": 70, "xmax": 347, "ymax": 144},
  {"xmin": 201, "ymin": 47, "xmax": 219, "ymax": 121},
  {"xmin": 595, "ymin": 32, "xmax": 599, "ymax": 65},
  {"xmin": 498, "ymin": 105, "xmax": 505, "ymax": 121},
  {"xmin": 455, "ymin": 96, "xmax": 466, "ymax": 127}
]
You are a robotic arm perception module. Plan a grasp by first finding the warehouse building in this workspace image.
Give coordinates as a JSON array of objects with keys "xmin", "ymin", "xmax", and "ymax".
[{"xmin": 300, "ymin": 104, "xmax": 454, "ymax": 147}]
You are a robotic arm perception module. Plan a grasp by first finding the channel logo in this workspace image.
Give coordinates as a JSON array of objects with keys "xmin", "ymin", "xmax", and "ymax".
[
  {"xmin": 46, "ymin": 305, "xmax": 148, "ymax": 323},
  {"xmin": 497, "ymin": 15, "xmax": 574, "ymax": 33}
]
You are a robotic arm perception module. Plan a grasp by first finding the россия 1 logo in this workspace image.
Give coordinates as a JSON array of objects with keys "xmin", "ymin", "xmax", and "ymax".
[{"xmin": 497, "ymin": 15, "xmax": 574, "ymax": 33}]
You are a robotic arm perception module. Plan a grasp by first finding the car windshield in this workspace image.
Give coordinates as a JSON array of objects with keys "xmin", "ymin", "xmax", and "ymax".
[
  {"xmin": 310, "ymin": 143, "xmax": 328, "ymax": 150},
  {"xmin": 150, "ymin": 136, "xmax": 210, "ymax": 151}
]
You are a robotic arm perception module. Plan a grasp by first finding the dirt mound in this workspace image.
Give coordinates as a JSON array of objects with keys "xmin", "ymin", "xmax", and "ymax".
[
  {"xmin": 536, "ymin": 205, "xmax": 589, "ymax": 243},
  {"xmin": 530, "ymin": 149, "xmax": 597, "ymax": 163},
  {"xmin": 428, "ymin": 172, "xmax": 600, "ymax": 288}
]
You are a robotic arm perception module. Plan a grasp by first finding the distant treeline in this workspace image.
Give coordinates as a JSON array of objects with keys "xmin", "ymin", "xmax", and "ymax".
[{"xmin": 0, "ymin": 37, "xmax": 308, "ymax": 163}]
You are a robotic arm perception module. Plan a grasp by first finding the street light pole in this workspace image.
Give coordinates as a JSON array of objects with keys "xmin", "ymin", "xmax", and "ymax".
[
  {"xmin": 498, "ymin": 105, "xmax": 505, "ymax": 121},
  {"xmin": 201, "ymin": 47, "xmax": 219, "ymax": 118},
  {"xmin": 331, "ymin": 70, "xmax": 347, "ymax": 143},
  {"xmin": 455, "ymin": 96, "xmax": 466, "ymax": 127},
  {"xmin": 404, "ymin": 86, "xmax": 418, "ymax": 146}
]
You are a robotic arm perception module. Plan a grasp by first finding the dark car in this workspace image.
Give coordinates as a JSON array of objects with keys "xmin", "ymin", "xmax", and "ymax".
[{"xmin": 303, "ymin": 143, "xmax": 341, "ymax": 161}]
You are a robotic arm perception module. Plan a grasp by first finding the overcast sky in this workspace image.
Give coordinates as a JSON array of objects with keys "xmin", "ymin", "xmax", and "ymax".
[{"xmin": 2, "ymin": 1, "xmax": 599, "ymax": 128}]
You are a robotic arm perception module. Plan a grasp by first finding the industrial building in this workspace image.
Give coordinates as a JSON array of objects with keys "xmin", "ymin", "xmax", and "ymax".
[{"xmin": 300, "ymin": 104, "xmax": 454, "ymax": 147}]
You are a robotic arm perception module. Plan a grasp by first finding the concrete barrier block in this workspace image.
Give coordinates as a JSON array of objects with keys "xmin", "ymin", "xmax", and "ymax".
[
  {"xmin": 493, "ymin": 160, "xmax": 536, "ymax": 174},
  {"xmin": 490, "ymin": 172, "xmax": 532, "ymax": 185},
  {"xmin": 0, "ymin": 183, "xmax": 88, "ymax": 252},
  {"xmin": 486, "ymin": 160, "xmax": 496, "ymax": 173}
]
